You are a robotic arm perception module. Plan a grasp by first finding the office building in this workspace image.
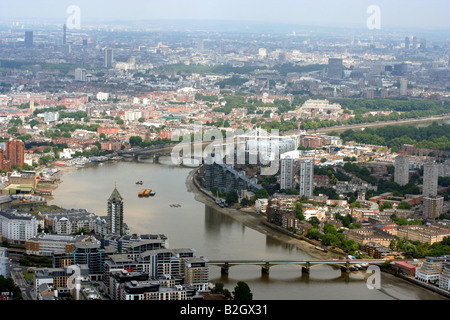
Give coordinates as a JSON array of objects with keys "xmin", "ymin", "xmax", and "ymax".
[
  {"xmin": 25, "ymin": 31, "xmax": 33, "ymax": 48},
  {"xmin": 327, "ymin": 58, "xmax": 343, "ymax": 79},
  {"xmin": 107, "ymin": 187, "xmax": 124, "ymax": 236},
  {"xmin": 393, "ymin": 63, "xmax": 408, "ymax": 76},
  {"xmin": 299, "ymin": 160, "xmax": 313, "ymax": 197},
  {"xmin": 104, "ymin": 48, "xmax": 114, "ymax": 68},
  {"xmin": 404, "ymin": 36, "xmax": 410, "ymax": 49},
  {"xmin": 423, "ymin": 162, "xmax": 438, "ymax": 197},
  {"xmin": 394, "ymin": 155, "xmax": 409, "ymax": 186},
  {"xmin": 280, "ymin": 157, "xmax": 294, "ymax": 190}
]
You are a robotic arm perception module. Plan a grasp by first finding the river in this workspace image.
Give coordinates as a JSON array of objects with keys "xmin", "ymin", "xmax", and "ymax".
[{"xmin": 49, "ymin": 158, "xmax": 447, "ymax": 300}]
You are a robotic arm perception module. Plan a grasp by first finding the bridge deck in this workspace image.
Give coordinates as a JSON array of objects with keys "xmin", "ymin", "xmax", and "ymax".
[{"xmin": 206, "ymin": 259, "xmax": 386, "ymax": 266}]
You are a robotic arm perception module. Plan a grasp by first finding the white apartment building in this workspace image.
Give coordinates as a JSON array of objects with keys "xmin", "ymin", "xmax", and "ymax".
[
  {"xmin": 0, "ymin": 210, "xmax": 39, "ymax": 244},
  {"xmin": 415, "ymin": 256, "xmax": 450, "ymax": 284},
  {"xmin": 298, "ymin": 99, "xmax": 342, "ymax": 119},
  {"xmin": 124, "ymin": 110, "xmax": 143, "ymax": 121},
  {"xmin": 74, "ymin": 68, "xmax": 87, "ymax": 82},
  {"xmin": 96, "ymin": 92, "xmax": 109, "ymax": 101}
]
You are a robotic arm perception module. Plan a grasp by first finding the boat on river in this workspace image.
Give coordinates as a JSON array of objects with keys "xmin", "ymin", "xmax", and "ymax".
[{"xmin": 138, "ymin": 189, "xmax": 153, "ymax": 197}]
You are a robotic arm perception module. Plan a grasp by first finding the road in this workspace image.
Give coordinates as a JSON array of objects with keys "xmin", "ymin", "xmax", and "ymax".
[{"xmin": 9, "ymin": 255, "xmax": 36, "ymax": 300}]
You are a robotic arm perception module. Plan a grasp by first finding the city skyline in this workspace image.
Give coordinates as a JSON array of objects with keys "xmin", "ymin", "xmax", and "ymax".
[
  {"xmin": 0, "ymin": 0, "xmax": 449, "ymax": 303},
  {"xmin": 1, "ymin": 0, "xmax": 449, "ymax": 31}
]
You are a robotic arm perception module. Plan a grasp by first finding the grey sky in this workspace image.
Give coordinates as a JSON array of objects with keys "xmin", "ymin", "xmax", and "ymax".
[{"xmin": 1, "ymin": 0, "xmax": 449, "ymax": 30}]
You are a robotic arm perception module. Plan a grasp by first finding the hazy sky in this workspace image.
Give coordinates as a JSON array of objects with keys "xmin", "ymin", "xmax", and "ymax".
[{"xmin": 1, "ymin": 0, "xmax": 449, "ymax": 30}]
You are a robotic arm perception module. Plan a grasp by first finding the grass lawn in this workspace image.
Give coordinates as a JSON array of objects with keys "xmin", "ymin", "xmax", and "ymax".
[{"xmin": 23, "ymin": 270, "xmax": 34, "ymax": 284}]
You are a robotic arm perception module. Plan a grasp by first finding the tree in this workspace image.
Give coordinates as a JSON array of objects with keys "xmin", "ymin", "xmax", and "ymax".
[
  {"xmin": 232, "ymin": 281, "xmax": 253, "ymax": 300},
  {"xmin": 397, "ymin": 201, "xmax": 411, "ymax": 210},
  {"xmin": 295, "ymin": 203, "xmax": 304, "ymax": 221},
  {"xmin": 129, "ymin": 136, "xmax": 143, "ymax": 146},
  {"xmin": 322, "ymin": 233, "xmax": 340, "ymax": 247},
  {"xmin": 323, "ymin": 223, "xmax": 337, "ymax": 235},
  {"xmin": 213, "ymin": 282, "xmax": 224, "ymax": 294},
  {"xmin": 343, "ymin": 239, "xmax": 359, "ymax": 254},
  {"xmin": 226, "ymin": 191, "xmax": 239, "ymax": 205},
  {"xmin": 29, "ymin": 119, "xmax": 39, "ymax": 128},
  {"xmin": 307, "ymin": 228, "xmax": 321, "ymax": 240},
  {"xmin": 381, "ymin": 201, "xmax": 392, "ymax": 211},
  {"xmin": 308, "ymin": 217, "xmax": 320, "ymax": 228},
  {"xmin": 223, "ymin": 289, "xmax": 232, "ymax": 299},
  {"xmin": 254, "ymin": 188, "xmax": 268, "ymax": 199}
]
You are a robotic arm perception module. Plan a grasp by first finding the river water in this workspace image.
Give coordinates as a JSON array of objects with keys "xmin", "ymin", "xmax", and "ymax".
[{"xmin": 49, "ymin": 158, "xmax": 447, "ymax": 300}]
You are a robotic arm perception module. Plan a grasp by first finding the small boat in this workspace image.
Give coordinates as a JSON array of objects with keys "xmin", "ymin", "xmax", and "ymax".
[
  {"xmin": 138, "ymin": 189, "xmax": 151, "ymax": 197},
  {"xmin": 136, "ymin": 181, "xmax": 143, "ymax": 185},
  {"xmin": 149, "ymin": 191, "xmax": 155, "ymax": 196},
  {"xmin": 315, "ymin": 246, "xmax": 328, "ymax": 253}
]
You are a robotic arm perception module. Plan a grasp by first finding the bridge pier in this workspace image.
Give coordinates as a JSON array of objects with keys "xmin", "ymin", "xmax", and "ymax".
[
  {"xmin": 221, "ymin": 263, "xmax": 229, "ymax": 275},
  {"xmin": 302, "ymin": 262, "xmax": 310, "ymax": 274},
  {"xmin": 261, "ymin": 262, "xmax": 270, "ymax": 275},
  {"xmin": 340, "ymin": 261, "xmax": 350, "ymax": 274}
]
